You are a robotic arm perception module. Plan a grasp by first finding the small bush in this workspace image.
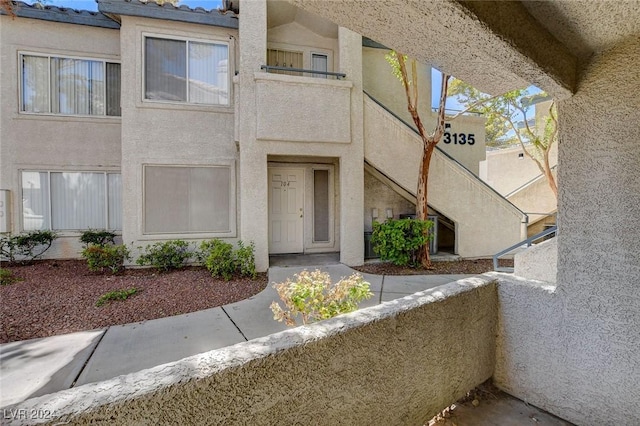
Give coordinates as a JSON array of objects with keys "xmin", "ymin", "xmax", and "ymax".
[
  {"xmin": 235, "ymin": 240, "xmax": 257, "ymax": 278},
  {"xmin": 0, "ymin": 230, "xmax": 57, "ymax": 264},
  {"xmin": 198, "ymin": 239, "xmax": 236, "ymax": 280},
  {"xmin": 80, "ymin": 229, "xmax": 117, "ymax": 248},
  {"xmin": 371, "ymin": 218, "xmax": 433, "ymax": 267},
  {"xmin": 96, "ymin": 288, "xmax": 138, "ymax": 307},
  {"xmin": 197, "ymin": 239, "xmax": 257, "ymax": 280},
  {"xmin": 82, "ymin": 244, "xmax": 130, "ymax": 274},
  {"xmin": 270, "ymin": 269, "xmax": 373, "ymax": 326},
  {"xmin": 136, "ymin": 240, "xmax": 192, "ymax": 272},
  {"xmin": 0, "ymin": 268, "xmax": 22, "ymax": 286}
]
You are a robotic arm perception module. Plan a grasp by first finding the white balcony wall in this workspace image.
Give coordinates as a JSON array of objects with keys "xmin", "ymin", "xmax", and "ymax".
[{"xmin": 255, "ymin": 73, "xmax": 352, "ymax": 143}]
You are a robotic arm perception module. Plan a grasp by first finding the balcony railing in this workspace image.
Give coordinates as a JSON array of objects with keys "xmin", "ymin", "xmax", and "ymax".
[{"xmin": 260, "ymin": 65, "xmax": 346, "ymax": 80}]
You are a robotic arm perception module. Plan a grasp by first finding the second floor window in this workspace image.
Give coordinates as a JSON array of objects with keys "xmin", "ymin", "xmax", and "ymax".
[
  {"xmin": 144, "ymin": 36, "xmax": 229, "ymax": 106},
  {"xmin": 21, "ymin": 54, "xmax": 121, "ymax": 116}
]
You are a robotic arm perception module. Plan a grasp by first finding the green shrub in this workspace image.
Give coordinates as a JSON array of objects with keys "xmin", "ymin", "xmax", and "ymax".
[
  {"xmin": 96, "ymin": 288, "xmax": 138, "ymax": 307},
  {"xmin": 81, "ymin": 244, "xmax": 130, "ymax": 274},
  {"xmin": 198, "ymin": 239, "xmax": 236, "ymax": 280},
  {"xmin": 136, "ymin": 240, "xmax": 192, "ymax": 272},
  {"xmin": 79, "ymin": 229, "xmax": 117, "ymax": 248},
  {"xmin": 370, "ymin": 218, "xmax": 433, "ymax": 267},
  {"xmin": 0, "ymin": 268, "xmax": 22, "ymax": 286},
  {"xmin": 196, "ymin": 239, "xmax": 257, "ymax": 280},
  {"xmin": 270, "ymin": 269, "xmax": 373, "ymax": 326},
  {"xmin": 0, "ymin": 230, "xmax": 57, "ymax": 264},
  {"xmin": 235, "ymin": 240, "xmax": 257, "ymax": 278}
]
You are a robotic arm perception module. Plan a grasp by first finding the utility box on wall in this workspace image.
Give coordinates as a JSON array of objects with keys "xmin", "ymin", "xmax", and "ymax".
[{"xmin": 0, "ymin": 190, "xmax": 10, "ymax": 233}]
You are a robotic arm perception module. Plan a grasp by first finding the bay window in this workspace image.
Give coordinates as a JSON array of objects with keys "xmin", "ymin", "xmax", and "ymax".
[
  {"xmin": 144, "ymin": 36, "xmax": 229, "ymax": 105},
  {"xmin": 20, "ymin": 54, "xmax": 121, "ymax": 116}
]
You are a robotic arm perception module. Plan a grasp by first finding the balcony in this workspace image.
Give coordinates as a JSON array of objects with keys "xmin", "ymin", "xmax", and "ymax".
[{"xmin": 254, "ymin": 68, "xmax": 353, "ymax": 144}]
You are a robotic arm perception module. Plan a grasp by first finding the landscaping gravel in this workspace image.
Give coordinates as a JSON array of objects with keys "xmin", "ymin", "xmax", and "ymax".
[
  {"xmin": 354, "ymin": 258, "xmax": 512, "ymax": 276},
  {"xmin": 0, "ymin": 260, "xmax": 267, "ymax": 343}
]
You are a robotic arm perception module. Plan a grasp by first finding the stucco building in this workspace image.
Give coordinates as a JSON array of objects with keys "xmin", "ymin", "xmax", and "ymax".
[
  {"xmin": 0, "ymin": 1, "xmax": 638, "ymax": 425},
  {"xmin": 0, "ymin": 0, "xmax": 527, "ymax": 270}
]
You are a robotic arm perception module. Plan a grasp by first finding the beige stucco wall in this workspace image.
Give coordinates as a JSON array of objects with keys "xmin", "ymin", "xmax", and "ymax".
[
  {"xmin": 496, "ymin": 37, "xmax": 640, "ymax": 425},
  {"xmin": 513, "ymin": 237, "xmax": 557, "ymax": 283},
  {"xmin": 364, "ymin": 96, "xmax": 525, "ymax": 257},
  {"xmin": 362, "ymin": 46, "xmax": 431, "ymax": 130},
  {"xmin": 363, "ymin": 169, "xmax": 415, "ymax": 232},
  {"xmin": 362, "ymin": 47, "xmax": 486, "ymax": 175},
  {"xmin": 0, "ymin": 16, "xmax": 121, "ymax": 258},
  {"xmin": 481, "ymin": 143, "xmax": 558, "ymax": 196},
  {"xmin": 438, "ymin": 114, "xmax": 487, "ymax": 175},
  {"xmin": 118, "ymin": 16, "xmax": 239, "ymax": 259},
  {"xmin": 506, "ymin": 168, "xmax": 557, "ymax": 224},
  {"xmin": 255, "ymin": 73, "xmax": 352, "ymax": 143},
  {"xmin": 4, "ymin": 277, "xmax": 498, "ymax": 425}
]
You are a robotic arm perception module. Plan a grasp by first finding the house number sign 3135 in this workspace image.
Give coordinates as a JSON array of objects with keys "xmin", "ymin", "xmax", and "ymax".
[{"xmin": 443, "ymin": 123, "xmax": 475, "ymax": 145}]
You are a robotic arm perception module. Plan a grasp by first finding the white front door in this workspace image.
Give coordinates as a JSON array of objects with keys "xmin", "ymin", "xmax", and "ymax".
[{"xmin": 268, "ymin": 168, "xmax": 304, "ymax": 254}]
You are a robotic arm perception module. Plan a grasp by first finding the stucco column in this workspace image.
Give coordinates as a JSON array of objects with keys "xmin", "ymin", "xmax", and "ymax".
[
  {"xmin": 495, "ymin": 37, "xmax": 640, "ymax": 426},
  {"xmin": 554, "ymin": 36, "xmax": 640, "ymax": 421},
  {"xmin": 238, "ymin": 0, "xmax": 269, "ymax": 271},
  {"xmin": 338, "ymin": 27, "xmax": 364, "ymax": 266}
]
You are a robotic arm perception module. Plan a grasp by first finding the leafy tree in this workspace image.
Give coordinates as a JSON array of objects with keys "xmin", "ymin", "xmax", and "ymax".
[
  {"xmin": 448, "ymin": 80, "xmax": 558, "ymax": 198},
  {"xmin": 386, "ymin": 53, "xmax": 498, "ymax": 267}
]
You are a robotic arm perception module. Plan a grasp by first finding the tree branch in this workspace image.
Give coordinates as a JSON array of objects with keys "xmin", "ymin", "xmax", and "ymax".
[{"xmin": 446, "ymin": 93, "xmax": 504, "ymax": 121}]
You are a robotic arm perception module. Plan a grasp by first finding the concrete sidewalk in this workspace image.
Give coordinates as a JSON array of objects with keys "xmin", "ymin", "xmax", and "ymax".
[{"xmin": 0, "ymin": 264, "xmax": 475, "ymax": 407}]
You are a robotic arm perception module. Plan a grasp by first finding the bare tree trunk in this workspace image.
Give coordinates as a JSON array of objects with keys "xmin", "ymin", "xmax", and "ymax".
[
  {"xmin": 417, "ymin": 144, "xmax": 434, "ymax": 267},
  {"xmin": 543, "ymin": 150, "xmax": 558, "ymax": 198}
]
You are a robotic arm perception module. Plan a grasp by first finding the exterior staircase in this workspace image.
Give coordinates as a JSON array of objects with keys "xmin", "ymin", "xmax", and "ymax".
[{"xmin": 363, "ymin": 93, "xmax": 528, "ymax": 258}]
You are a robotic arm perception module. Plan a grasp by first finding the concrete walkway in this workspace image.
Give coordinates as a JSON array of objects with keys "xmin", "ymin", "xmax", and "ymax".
[{"xmin": 0, "ymin": 263, "xmax": 475, "ymax": 408}]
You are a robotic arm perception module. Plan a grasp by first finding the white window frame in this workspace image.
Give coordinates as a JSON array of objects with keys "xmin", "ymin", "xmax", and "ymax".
[
  {"xmin": 310, "ymin": 165, "xmax": 335, "ymax": 246},
  {"xmin": 20, "ymin": 170, "xmax": 122, "ymax": 233},
  {"xmin": 18, "ymin": 51, "xmax": 121, "ymax": 118},
  {"xmin": 141, "ymin": 163, "xmax": 237, "ymax": 238},
  {"xmin": 141, "ymin": 33, "xmax": 231, "ymax": 107}
]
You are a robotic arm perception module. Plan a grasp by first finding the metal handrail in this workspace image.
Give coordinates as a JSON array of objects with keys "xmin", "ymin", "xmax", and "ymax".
[
  {"xmin": 260, "ymin": 65, "xmax": 346, "ymax": 79},
  {"xmin": 493, "ymin": 225, "xmax": 558, "ymax": 271}
]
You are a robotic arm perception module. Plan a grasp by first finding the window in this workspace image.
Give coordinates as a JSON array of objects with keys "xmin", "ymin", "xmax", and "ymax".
[
  {"xmin": 144, "ymin": 37, "xmax": 229, "ymax": 105},
  {"xmin": 21, "ymin": 171, "xmax": 122, "ymax": 231},
  {"xmin": 144, "ymin": 165, "xmax": 233, "ymax": 234},
  {"xmin": 267, "ymin": 48, "xmax": 303, "ymax": 76},
  {"xmin": 311, "ymin": 53, "xmax": 328, "ymax": 78},
  {"xmin": 20, "ymin": 54, "xmax": 121, "ymax": 116},
  {"xmin": 313, "ymin": 169, "xmax": 330, "ymax": 242}
]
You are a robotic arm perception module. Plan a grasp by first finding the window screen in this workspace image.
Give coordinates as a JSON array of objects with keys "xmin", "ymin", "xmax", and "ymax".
[{"xmin": 144, "ymin": 166, "xmax": 231, "ymax": 234}]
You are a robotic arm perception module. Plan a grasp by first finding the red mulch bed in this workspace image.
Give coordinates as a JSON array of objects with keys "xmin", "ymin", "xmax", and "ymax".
[
  {"xmin": 0, "ymin": 260, "xmax": 267, "ymax": 343},
  {"xmin": 353, "ymin": 258, "xmax": 513, "ymax": 276}
]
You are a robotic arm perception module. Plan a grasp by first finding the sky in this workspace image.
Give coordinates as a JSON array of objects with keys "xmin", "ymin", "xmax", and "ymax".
[
  {"xmin": 431, "ymin": 68, "xmax": 544, "ymax": 112},
  {"xmin": 28, "ymin": 0, "xmax": 223, "ymax": 11}
]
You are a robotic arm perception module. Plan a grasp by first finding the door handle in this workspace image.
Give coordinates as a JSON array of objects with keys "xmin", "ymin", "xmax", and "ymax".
[{"xmin": 300, "ymin": 208, "xmax": 303, "ymax": 218}]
